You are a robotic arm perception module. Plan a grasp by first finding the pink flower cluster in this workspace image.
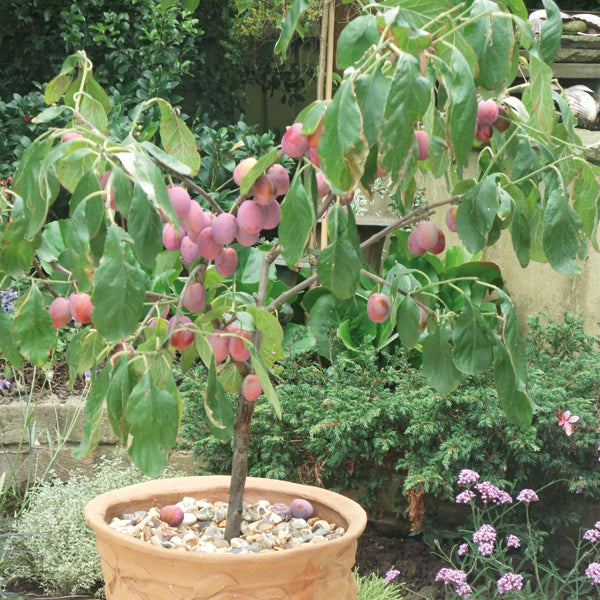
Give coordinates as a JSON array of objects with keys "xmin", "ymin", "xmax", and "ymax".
[
  {"xmin": 586, "ymin": 562, "xmax": 600, "ymax": 585},
  {"xmin": 435, "ymin": 568, "xmax": 472, "ymax": 598},
  {"xmin": 475, "ymin": 481, "xmax": 512, "ymax": 504},
  {"xmin": 505, "ymin": 534, "xmax": 520, "ymax": 549},
  {"xmin": 384, "ymin": 569, "xmax": 400, "ymax": 584},
  {"xmin": 473, "ymin": 524, "xmax": 497, "ymax": 556},
  {"xmin": 456, "ymin": 490, "xmax": 476, "ymax": 504},
  {"xmin": 457, "ymin": 543, "xmax": 469, "ymax": 556},
  {"xmin": 516, "ymin": 488, "xmax": 539, "ymax": 503},
  {"xmin": 583, "ymin": 522, "xmax": 600, "ymax": 543},
  {"xmin": 497, "ymin": 572, "xmax": 524, "ymax": 594},
  {"xmin": 457, "ymin": 469, "xmax": 480, "ymax": 486}
]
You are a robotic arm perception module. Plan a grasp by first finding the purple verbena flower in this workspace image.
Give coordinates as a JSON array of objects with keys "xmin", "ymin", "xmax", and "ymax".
[
  {"xmin": 455, "ymin": 490, "xmax": 476, "ymax": 504},
  {"xmin": 473, "ymin": 524, "xmax": 497, "ymax": 544},
  {"xmin": 516, "ymin": 488, "xmax": 539, "ymax": 503},
  {"xmin": 478, "ymin": 542, "xmax": 494, "ymax": 556},
  {"xmin": 0, "ymin": 378, "xmax": 10, "ymax": 391},
  {"xmin": 475, "ymin": 481, "xmax": 505, "ymax": 504},
  {"xmin": 384, "ymin": 569, "xmax": 400, "ymax": 584},
  {"xmin": 497, "ymin": 572, "xmax": 524, "ymax": 594},
  {"xmin": 586, "ymin": 562, "xmax": 600, "ymax": 585},
  {"xmin": 435, "ymin": 568, "xmax": 472, "ymax": 597},
  {"xmin": 457, "ymin": 469, "xmax": 480, "ymax": 487},
  {"xmin": 584, "ymin": 529, "xmax": 600, "ymax": 543},
  {"xmin": 505, "ymin": 535, "xmax": 520, "ymax": 549},
  {"xmin": 457, "ymin": 543, "xmax": 469, "ymax": 556},
  {"xmin": 497, "ymin": 490, "xmax": 513, "ymax": 504},
  {"xmin": 0, "ymin": 289, "xmax": 18, "ymax": 313}
]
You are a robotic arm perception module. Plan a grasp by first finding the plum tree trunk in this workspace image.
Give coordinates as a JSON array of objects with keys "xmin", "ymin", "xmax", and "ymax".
[{"xmin": 224, "ymin": 390, "xmax": 255, "ymax": 541}]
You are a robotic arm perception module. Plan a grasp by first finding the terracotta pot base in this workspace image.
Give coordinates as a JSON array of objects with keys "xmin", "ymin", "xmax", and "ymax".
[{"xmin": 85, "ymin": 476, "xmax": 368, "ymax": 600}]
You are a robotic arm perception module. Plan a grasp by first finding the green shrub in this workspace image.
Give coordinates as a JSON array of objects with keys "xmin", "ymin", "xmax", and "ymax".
[
  {"xmin": 181, "ymin": 313, "xmax": 600, "ymax": 535},
  {"xmin": 3, "ymin": 455, "xmax": 159, "ymax": 596}
]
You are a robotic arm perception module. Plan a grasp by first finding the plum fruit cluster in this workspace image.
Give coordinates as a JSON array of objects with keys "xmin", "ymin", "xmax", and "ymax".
[{"xmin": 474, "ymin": 99, "xmax": 510, "ymax": 142}]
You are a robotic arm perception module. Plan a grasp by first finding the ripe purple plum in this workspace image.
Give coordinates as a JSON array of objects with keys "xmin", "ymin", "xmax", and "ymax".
[
  {"xmin": 407, "ymin": 230, "xmax": 426, "ymax": 256},
  {"xmin": 414, "ymin": 220, "xmax": 439, "ymax": 251},
  {"xmin": 229, "ymin": 330, "xmax": 251, "ymax": 362},
  {"xmin": 233, "ymin": 157, "xmax": 258, "ymax": 187},
  {"xmin": 99, "ymin": 171, "xmax": 117, "ymax": 210},
  {"xmin": 241, "ymin": 374, "xmax": 262, "ymax": 401},
  {"xmin": 49, "ymin": 297, "xmax": 71, "ymax": 329},
  {"xmin": 197, "ymin": 228, "xmax": 223, "ymax": 260},
  {"xmin": 474, "ymin": 121, "xmax": 493, "ymax": 142},
  {"xmin": 180, "ymin": 201, "xmax": 207, "ymax": 235},
  {"xmin": 430, "ymin": 227, "xmax": 446, "ymax": 254},
  {"xmin": 168, "ymin": 315, "xmax": 195, "ymax": 350},
  {"xmin": 236, "ymin": 228, "xmax": 260, "ymax": 247},
  {"xmin": 316, "ymin": 172, "xmax": 331, "ymax": 198},
  {"xmin": 281, "ymin": 123, "xmax": 309, "ymax": 158},
  {"xmin": 445, "ymin": 205, "xmax": 458, "ymax": 233},
  {"xmin": 253, "ymin": 174, "xmax": 277, "ymax": 206},
  {"xmin": 62, "ymin": 132, "xmax": 83, "ymax": 143},
  {"xmin": 180, "ymin": 235, "xmax": 200, "ymax": 265},
  {"xmin": 167, "ymin": 185, "xmax": 192, "ymax": 219},
  {"xmin": 266, "ymin": 163, "xmax": 290, "ymax": 196},
  {"xmin": 182, "ymin": 282, "xmax": 206, "ymax": 313},
  {"xmin": 208, "ymin": 329, "xmax": 230, "ymax": 364},
  {"xmin": 237, "ymin": 200, "xmax": 266, "ymax": 234},
  {"xmin": 215, "ymin": 247, "xmax": 238, "ymax": 277},
  {"xmin": 414, "ymin": 130, "xmax": 429, "ymax": 161},
  {"xmin": 367, "ymin": 293, "xmax": 391, "ymax": 323},
  {"xmin": 211, "ymin": 212, "xmax": 238, "ymax": 245},
  {"xmin": 493, "ymin": 105, "xmax": 510, "ymax": 133},
  {"xmin": 289, "ymin": 498, "xmax": 314, "ymax": 520},
  {"xmin": 162, "ymin": 223, "xmax": 182, "ymax": 251},
  {"xmin": 159, "ymin": 505, "xmax": 184, "ymax": 527},
  {"xmin": 69, "ymin": 292, "xmax": 93, "ymax": 324},
  {"xmin": 263, "ymin": 200, "xmax": 281, "ymax": 230},
  {"xmin": 477, "ymin": 99, "xmax": 499, "ymax": 125}
]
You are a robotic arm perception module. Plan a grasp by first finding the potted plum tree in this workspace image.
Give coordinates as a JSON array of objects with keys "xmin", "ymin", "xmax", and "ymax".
[{"xmin": 0, "ymin": 0, "xmax": 595, "ymax": 598}]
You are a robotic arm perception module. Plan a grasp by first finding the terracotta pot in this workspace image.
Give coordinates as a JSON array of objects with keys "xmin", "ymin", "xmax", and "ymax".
[{"xmin": 85, "ymin": 475, "xmax": 368, "ymax": 600}]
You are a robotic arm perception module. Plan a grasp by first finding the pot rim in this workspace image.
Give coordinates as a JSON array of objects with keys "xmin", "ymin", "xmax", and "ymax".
[{"xmin": 85, "ymin": 475, "xmax": 368, "ymax": 564}]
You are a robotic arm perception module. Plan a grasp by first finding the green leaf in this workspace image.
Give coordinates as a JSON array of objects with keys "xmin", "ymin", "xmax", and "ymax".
[
  {"xmin": 239, "ymin": 147, "xmax": 279, "ymax": 196},
  {"xmin": 442, "ymin": 48, "xmax": 478, "ymax": 166},
  {"xmin": 396, "ymin": 295, "xmax": 422, "ymax": 348},
  {"xmin": 107, "ymin": 358, "xmax": 138, "ymax": 441},
  {"xmin": 205, "ymin": 356, "xmax": 235, "ymax": 440},
  {"xmin": 56, "ymin": 147, "xmax": 99, "ymax": 193},
  {"xmin": 73, "ymin": 366, "xmax": 110, "ymax": 458},
  {"xmin": 493, "ymin": 335, "xmax": 533, "ymax": 428},
  {"xmin": 247, "ymin": 307, "xmax": 285, "ymax": 367},
  {"xmin": 355, "ymin": 64, "xmax": 392, "ymax": 148},
  {"xmin": 11, "ymin": 284, "xmax": 54, "ymax": 366},
  {"xmin": 280, "ymin": 171, "xmax": 314, "ymax": 266},
  {"xmin": 526, "ymin": 52, "xmax": 554, "ymax": 136},
  {"xmin": 452, "ymin": 298, "xmax": 493, "ymax": 374},
  {"xmin": 249, "ymin": 346, "xmax": 282, "ymax": 418},
  {"xmin": 539, "ymin": 0, "xmax": 563, "ymax": 65},
  {"xmin": 140, "ymin": 141, "xmax": 192, "ymax": 177},
  {"xmin": 79, "ymin": 93, "xmax": 108, "ymax": 134},
  {"xmin": 160, "ymin": 0, "xmax": 178, "ymax": 7},
  {"xmin": 45, "ymin": 72, "xmax": 76, "ymax": 105},
  {"xmin": 32, "ymin": 105, "xmax": 70, "ymax": 124},
  {"xmin": 510, "ymin": 205, "xmax": 531, "ymax": 267},
  {"xmin": 542, "ymin": 188, "xmax": 583, "ymax": 274},
  {"xmin": 0, "ymin": 197, "xmax": 39, "ymax": 276},
  {"xmin": 38, "ymin": 220, "xmax": 70, "ymax": 263},
  {"xmin": 0, "ymin": 311, "xmax": 24, "ymax": 367},
  {"xmin": 182, "ymin": 0, "xmax": 200, "ymax": 9},
  {"xmin": 298, "ymin": 101, "xmax": 327, "ymax": 136},
  {"xmin": 275, "ymin": 0, "xmax": 311, "ymax": 60},
  {"xmin": 126, "ymin": 372, "xmax": 181, "ymax": 476},
  {"xmin": 317, "ymin": 238, "xmax": 362, "ymax": 300},
  {"xmin": 336, "ymin": 15, "xmax": 379, "ymax": 70},
  {"xmin": 320, "ymin": 79, "xmax": 368, "ymax": 192},
  {"xmin": 573, "ymin": 162, "xmax": 600, "ymax": 250},
  {"xmin": 218, "ymin": 363, "xmax": 242, "ymax": 393},
  {"xmin": 157, "ymin": 99, "xmax": 201, "ymax": 176},
  {"xmin": 463, "ymin": 0, "xmax": 515, "ymax": 89},
  {"xmin": 91, "ymin": 225, "xmax": 148, "ymax": 342},
  {"xmin": 82, "ymin": 72, "xmax": 111, "ymax": 114},
  {"xmin": 128, "ymin": 185, "xmax": 163, "ymax": 268},
  {"xmin": 65, "ymin": 329, "xmax": 104, "ymax": 384},
  {"xmin": 379, "ymin": 53, "xmax": 431, "ymax": 181},
  {"xmin": 456, "ymin": 176, "xmax": 499, "ymax": 253},
  {"xmin": 422, "ymin": 322, "xmax": 461, "ymax": 395},
  {"xmin": 497, "ymin": 291, "xmax": 527, "ymax": 390}
]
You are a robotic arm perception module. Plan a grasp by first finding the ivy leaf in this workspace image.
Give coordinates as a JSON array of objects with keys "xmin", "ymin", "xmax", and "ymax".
[
  {"xmin": 12, "ymin": 284, "xmax": 54, "ymax": 367},
  {"xmin": 422, "ymin": 322, "xmax": 461, "ymax": 395},
  {"xmin": 452, "ymin": 298, "xmax": 494, "ymax": 374},
  {"xmin": 92, "ymin": 225, "xmax": 148, "ymax": 342}
]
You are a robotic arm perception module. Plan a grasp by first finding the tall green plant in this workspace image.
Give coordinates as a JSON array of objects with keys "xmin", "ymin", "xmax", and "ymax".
[{"xmin": 0, "ymin": 0, "xmax": 598, "ymax": 543}]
